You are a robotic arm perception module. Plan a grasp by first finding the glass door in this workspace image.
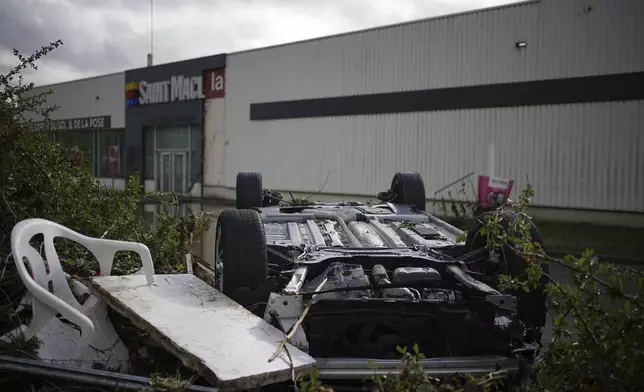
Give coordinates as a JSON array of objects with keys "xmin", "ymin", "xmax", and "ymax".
[
  {"xmin": 158, "ymin": 152, "xmax": 187, "ymax": 194},
  {"xmin": 173, "ymin": 152, "xmax": 187, "ymax": 194}
]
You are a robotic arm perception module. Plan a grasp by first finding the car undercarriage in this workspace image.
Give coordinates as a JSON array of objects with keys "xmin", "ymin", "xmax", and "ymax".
[{"xmin": 214, "ymin": 172, "xmax": 548, "ymax": 385}]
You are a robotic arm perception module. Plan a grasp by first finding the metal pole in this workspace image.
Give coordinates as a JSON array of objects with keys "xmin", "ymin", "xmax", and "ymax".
[
  {"xmin": 147, "ymin": 0, "xmax": 154, "ymax": 66},
  {"xmin": 433, "ymin": 171, "xmax": 475, "ymax": 196},
  {"xmin": 0, "ymin": 355, "xmax": 219, "ymax": 391}
]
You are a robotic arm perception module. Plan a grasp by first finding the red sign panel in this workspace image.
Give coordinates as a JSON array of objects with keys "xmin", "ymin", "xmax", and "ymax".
[
  {"xmin": 108, "ymin": 145, "xmax": 121, "ymax": 177},
  {"xmin": 204, "ymin": 68, "xmax": 226, "ymax": 99},
  {"xmin": 477, "ymin": 175, "xmax": 514, "ymax": 208}
]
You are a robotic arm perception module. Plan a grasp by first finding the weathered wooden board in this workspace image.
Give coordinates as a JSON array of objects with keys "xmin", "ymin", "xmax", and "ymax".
[{"xmin": 89, "ymin": 274, "xmax": 316, "ymax": 390}]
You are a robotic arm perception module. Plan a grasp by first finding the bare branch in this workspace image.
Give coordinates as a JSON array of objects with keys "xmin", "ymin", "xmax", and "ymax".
[{"xmin": 301, "ymin": 168, "xmax": 334, "ymax": 202}]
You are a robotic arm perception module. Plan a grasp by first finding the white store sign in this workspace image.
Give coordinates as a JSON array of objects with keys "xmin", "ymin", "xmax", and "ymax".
[{"xmin": 138, "ymin": 74, "xmax": 205, "ymax": 105}]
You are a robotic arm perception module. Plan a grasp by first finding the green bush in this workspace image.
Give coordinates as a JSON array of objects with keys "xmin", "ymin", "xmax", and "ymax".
[
  {"xmin": 455, "ymin": 184, "xmax": 644, "ymax": 392},
  {"xmin": 0, "ymin": 41, "xmax": 210, "ymax": 387}
]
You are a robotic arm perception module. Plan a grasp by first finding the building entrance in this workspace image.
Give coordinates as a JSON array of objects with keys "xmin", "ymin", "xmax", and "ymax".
[
  {"xmin": 145, "ymin": 124, "xmax": 201, "ymax": 196},
  {"xmin": 158, "ymin": 151, "xmax": 187, "ymax": 193}
]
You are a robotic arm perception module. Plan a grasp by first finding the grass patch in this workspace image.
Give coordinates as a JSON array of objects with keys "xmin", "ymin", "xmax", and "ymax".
[
  {"xmin": 534, "ymin": 219, "xmax": 644, "ymax": 261},
  {"xmin": 443, "ymin": 216, "xmax": 644, "ymax": 262}
]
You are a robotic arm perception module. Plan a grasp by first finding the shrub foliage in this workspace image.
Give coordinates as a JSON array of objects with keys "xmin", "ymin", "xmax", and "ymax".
[{"xmin": 0, "ymin": 41, "xmax": 210, "ymax": 384}]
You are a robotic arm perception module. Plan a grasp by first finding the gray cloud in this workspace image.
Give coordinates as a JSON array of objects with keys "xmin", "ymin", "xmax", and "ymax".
[
  {"xmin": 0, "ymin": 0, "xmax": 137, "ymax": 82},
  {"xmin": 0, "ymin": 0, "xmax": 520, "ymax": 86}
]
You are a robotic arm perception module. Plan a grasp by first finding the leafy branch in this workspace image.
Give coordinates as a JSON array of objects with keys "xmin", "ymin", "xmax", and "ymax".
[
  {"xmin": 471, "ymin": 183, "xmax": 644, "ymax": 392},
  {"xmin": 0, "ymin": 42, "xmax": 212, "ymax": 390}
]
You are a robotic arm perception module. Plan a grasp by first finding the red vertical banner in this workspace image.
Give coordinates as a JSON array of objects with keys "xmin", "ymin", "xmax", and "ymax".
[
  {"xmin": 204, "ymin": 68, "xmax": 226, "ymax": 99},
  {"xmin": 108, "ymin": 145, "xmax": 121, "ymax": 177}
]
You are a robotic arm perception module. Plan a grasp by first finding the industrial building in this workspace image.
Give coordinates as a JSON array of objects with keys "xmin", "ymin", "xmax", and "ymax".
[
  {"xmin": 27, "ymin": 55, "xmax": 226, "ymax": 196},
  {"xmin": 25, "ymin": 0, "xmax": 644, "ymax": 220}
]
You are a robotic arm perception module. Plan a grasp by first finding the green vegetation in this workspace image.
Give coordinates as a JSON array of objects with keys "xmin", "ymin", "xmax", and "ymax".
[
  {"xmin": 443, "ymin": 216, "xmax": 644, "ymax": 262},
  {"xmin": 1, "ymin": 41, "xmax": 210, "ymax": 390},
  {"xmin": 490, "ymin": 185, "xmax": 644, "ymax": 392},
  {"xmin": 433, "ymin": 178, "xmax": 644, "ymax": 263}
]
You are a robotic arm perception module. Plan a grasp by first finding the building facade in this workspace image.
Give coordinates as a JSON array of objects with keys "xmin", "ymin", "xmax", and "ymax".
[
  {"xmin": 215, "ymin": 0, "xmax": 644, "ymax": 214},
  {"xmin": 125, "ymin": 55, "xmax": 226, "ymax": 196},
  {"xmin": 25, "ymin": 0, "xmax": 644, "ymax": 218}
]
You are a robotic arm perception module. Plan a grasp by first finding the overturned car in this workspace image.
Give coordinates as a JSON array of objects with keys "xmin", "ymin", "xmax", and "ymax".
[{"xmin": 214, "ymin": 172, "xmax": 548, "ymax": 383}]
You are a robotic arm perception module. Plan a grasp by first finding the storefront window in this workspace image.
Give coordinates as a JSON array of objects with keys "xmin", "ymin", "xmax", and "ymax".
[
  {"xmin": 97, "ymin": 130, "xmax": 124, "ymax": 178},
  {"xmin": 55, "ymin": 131, "xmax": 95, "ymax": 174},
  {"xmin": 155, "ymin": 125, "xmax": 190, "ymax": 150}
]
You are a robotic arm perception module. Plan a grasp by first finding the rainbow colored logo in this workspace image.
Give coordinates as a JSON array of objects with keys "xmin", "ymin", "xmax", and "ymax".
[{"xmin": 125, "ymin": 82, "xmax": 140, "ymax": 107}]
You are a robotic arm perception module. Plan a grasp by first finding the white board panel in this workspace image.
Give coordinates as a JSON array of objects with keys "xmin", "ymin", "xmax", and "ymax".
[{"xmin": 90, "ymin": 274, "xmax": 315, "ymax": 390}]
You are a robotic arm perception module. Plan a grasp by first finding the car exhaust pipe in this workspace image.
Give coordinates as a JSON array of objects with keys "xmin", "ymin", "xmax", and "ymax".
[{"xmin": 312, "ymin": 211, "xmax": 362, "ymax": 248}]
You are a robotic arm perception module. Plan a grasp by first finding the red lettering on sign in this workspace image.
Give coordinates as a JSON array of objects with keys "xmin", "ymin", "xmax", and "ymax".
[{"xmin": 204, "ymin": 68, "xmax": 226, "ymax": 99}]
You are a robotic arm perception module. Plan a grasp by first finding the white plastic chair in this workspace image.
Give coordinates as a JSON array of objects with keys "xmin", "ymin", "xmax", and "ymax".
[{"xmin": 9, "ymin": 218, "xmax": 155, "ymax": 365}]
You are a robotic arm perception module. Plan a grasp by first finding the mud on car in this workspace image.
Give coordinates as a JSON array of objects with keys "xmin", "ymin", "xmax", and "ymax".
[{"xmin": 214, "ymin": 172, "xmax": 548, "ymax": 385}]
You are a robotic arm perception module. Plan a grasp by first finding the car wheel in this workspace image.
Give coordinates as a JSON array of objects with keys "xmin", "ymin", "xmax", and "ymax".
[
  {"xmin": 215, "ymin": 209, "xmax": 268, "ymax": 296},
  {"xmin": 465, "ymin": 210, "xmax": 548, "ymax": 343},
  {"xmin": 236, "ymin": 172, "xmax": 263, "ymax": 209},
  {"xmin": 390, "ymin": 172, "xmax": 426, "ymax": 211}
]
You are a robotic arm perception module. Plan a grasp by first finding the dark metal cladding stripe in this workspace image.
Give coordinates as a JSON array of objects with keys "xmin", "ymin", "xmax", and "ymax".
[{"xmin": 250, "ymin": 71, "xmax": 644, "ymax": 120}]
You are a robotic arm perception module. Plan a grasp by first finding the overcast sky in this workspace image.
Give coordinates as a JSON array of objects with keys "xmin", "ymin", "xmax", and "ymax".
[{"xmin": 0, "ymin": 0, "xmax": 520, "ymax": 86}]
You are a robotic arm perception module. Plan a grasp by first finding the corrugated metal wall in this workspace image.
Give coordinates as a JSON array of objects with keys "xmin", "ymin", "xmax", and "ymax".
[
  {"xmin": 536, "ymin": 0, "xmax": 644, "ymax": 79},
  {"xmin": 227, "ymin": 1, "xmax": 539, "ymax": 101},
  {"xmin": 226, "ymin": 0, "xmax": 644, "ymax": 100},
  {"xmin": 224, "ymin": 102, "xmax": 644, "ymax": 212},
  {"xmin": 222, "ymin": 0, "xmax": 644, "ymax": 212}
]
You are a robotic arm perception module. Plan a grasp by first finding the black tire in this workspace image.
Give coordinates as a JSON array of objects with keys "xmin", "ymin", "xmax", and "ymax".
[
  {"xmin": 465, "ymin": 211, "xmax": 549, "ymax": 341},
  {"xmin": 390, "ymin": 172, "xmax": 426, "ymax": 211},
  {"xmin": 236, "ymin": 172, "xmax": 263, "ymax": 209},
  {"xmin": 215, "ymin": 209, "xmax": 268, "ymax": 296}
]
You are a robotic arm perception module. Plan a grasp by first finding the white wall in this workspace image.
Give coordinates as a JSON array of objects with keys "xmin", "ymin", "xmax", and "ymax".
[
  {"xmin": 536, "ymin": 0, "xmax": 644, "ymax": 79},
  {"xmin": 27, "ymin": 72, "xmax": 126, "ymax": 128},
  {"xmin": 226, "ymin": 1, "xmax": 539, "ymax": 101},
  {"xmin": 224, "ymin": 102, "xmax": 644, "ymax": 212},
  {"xmin": 203, "ymin": 98, "xmax": 227, "ymax": 194},
  {"xmin": 224, "ymin": 0, "xmax": 644, "ymax": 102}
]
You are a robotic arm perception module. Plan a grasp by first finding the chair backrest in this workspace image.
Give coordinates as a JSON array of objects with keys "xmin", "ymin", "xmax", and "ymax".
[
  {"xmin": 11, "ymin": 218, "xmax": 155, "ymax": 310},
  {"xmin": 12, "ymin": 219, "xmax": 81, "ymax": 308}
]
